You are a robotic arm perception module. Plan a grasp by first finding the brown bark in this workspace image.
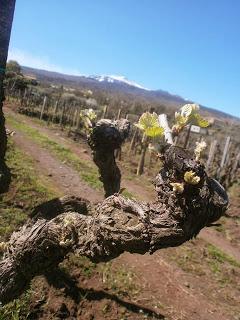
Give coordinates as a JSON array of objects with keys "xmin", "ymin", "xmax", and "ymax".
[
  {"xmin": 0, "ymin": 0, "xmax": 16, "ymax": 193},
  {"xmin": 0, "ymin": 145, "xmax": 228, "ymax": 304},
  {"xmin": 183, "ymin": 124, "xmax": 191, "ymax": 149}
]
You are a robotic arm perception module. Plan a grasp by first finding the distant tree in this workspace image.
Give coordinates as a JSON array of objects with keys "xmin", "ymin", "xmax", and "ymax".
[
  {"xmin": 6, "ymin": 60, "xmax": 21, "ymax": 74},
  {"xmin": 0, "ymin": 0, "xmax": 16, "ymax": 193}
]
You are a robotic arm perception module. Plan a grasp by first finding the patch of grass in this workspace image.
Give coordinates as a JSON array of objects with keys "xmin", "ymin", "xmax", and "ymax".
[
  {"xmin": 101, "ymin": 262, "xmax": 139, "ymax": 298},
  {"xmin": 121, "ymin": 189, "xmax": 134, "ymax": 199},
  {"xmin": 205, "ymin": 244, "xmax": 240, "ymax": 287},
  {"xmin": 63, "ymin": 255, "xmax": 140, "ymax": 297},
  {"xmin": 0, "ymin": 140, "xmax": 57, "ymax": 240},
  {"xmin": 169, "ymin": 244, "xmax": 206, "ymax": 276},
  {"xmin": 207, "ymin": 244, "xmax": 240, "ymax": 268},
  {"xmin": 0, "ymin": 291, "xmax": 31, "ymax": 320},
  {"xmin": 63, "ymin": 254, "xmax": 97, "ymax": 278},
  {"xmin": 0, "ymin": 140, "xmax": 58, "ymax": 319},
  {"xmin": 7, "ymin": 115, "xmax": 103, "ymax": 190},
  {"xmin": 62, "ymin": 256, "xmax": 139, "ymax": 293}
]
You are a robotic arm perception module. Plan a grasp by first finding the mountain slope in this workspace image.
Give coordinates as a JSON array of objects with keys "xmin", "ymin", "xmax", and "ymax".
[{"xmin": 21, "ymin": 66, "xmax": 239, "ymax": 121}]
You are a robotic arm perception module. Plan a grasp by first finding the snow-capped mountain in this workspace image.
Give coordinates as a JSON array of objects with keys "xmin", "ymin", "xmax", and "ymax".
[
  {"xmin": 88, "ymin": 75, "xmax": 149, "ymax": 91},
  {"xmin": 21, "ymin": 66, "xmax": 239, "ymax": 121}
]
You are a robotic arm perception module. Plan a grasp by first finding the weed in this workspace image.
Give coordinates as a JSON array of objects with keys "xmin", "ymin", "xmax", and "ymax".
[
  {"xmin": 170, "ymin": 245, "xmax": 206, "ymax": 276},
  {"xmin": 121, "ymin": 189, "xmax": 134, "ymax": 199},
  {"xmin": 102, "ymin": 302, "xmax": 111, "ymax": 315},
  {"xmin": 0, "ymin": 291, "xmax": 31, "ymax": 320},
  {"xmin": 207, "ymin": 244, "xmax": 240, "ymax": 268},
  {"xmin": 101, "ymin": 262, "xmax": 139, "ymax": 298},
  {"xmin": 64, "ymin": 254, "xmax": 97, "ymax": 278}
]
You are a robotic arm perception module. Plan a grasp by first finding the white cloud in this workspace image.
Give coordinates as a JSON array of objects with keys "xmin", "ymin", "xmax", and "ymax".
[{"xmin": 8, "ymin": 48, "xmax": 83, "ymax": 76}]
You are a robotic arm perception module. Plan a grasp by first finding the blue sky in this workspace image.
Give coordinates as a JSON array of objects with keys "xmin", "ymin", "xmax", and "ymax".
[{"xmin": 8, "ymin": 0, "xmax": 240, "ymax": 117}]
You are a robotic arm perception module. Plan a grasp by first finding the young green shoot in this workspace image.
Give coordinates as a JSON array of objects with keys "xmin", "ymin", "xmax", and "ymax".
[
  {"xmin": 79, "ymin": 108, "xmax": 97, "ymax": 133},
  {"xmin": 194, "ymin": 139, "xmax": 207, "ymax": 161},
  {"xmin": 135, "ymin": 112, "xmax": 164, "ymax": 152},
  {"xmin": 172, "ymin": 103, "xmax": 209, "ymax": 136},
  {"xmin": 135, "ymin": 105, "xmax": 210, "ymax": 193}
]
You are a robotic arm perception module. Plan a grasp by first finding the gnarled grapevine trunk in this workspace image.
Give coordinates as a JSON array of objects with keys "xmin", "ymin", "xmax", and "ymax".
[
  {"xmin": 88, "ymin": 119, "xmax": 130, "ymax": 197},
  {"xmin": 0, "ymin": 145, "xmax": 228, "ymax": 304}
]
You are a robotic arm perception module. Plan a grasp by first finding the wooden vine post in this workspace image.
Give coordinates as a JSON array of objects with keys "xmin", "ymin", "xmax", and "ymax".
[
  {"xmin": 158, "ymin": 114, "xmax": 173, "ymax": 144},
  {"xmin": 206, "ymin": 139, "xmax": 218, "ymax": 170},
  {"xmin": 136, "ymin": 134, "xmax": 148, "ymax": 175},
  {"xmin": 59, "ymin": 102, "xmax": 66, "ymax": 129},
  {"xmin": 128, "ymin": 128, "xmax": 138, "ymax": 155},
  {"xmin": 183, "ymin": 124, "xmax": 192, "ymax": 149},
  {"xmin": 0, "ymin": 0, "xmax": 16, "ymax": 193},
  {"xmin": 220, "ymin": 136, "xmax": 231, "ymax": 168},
  {"xmin": 52, "ymin": 100, "xmax": 59, "ymax": 123},
  {"xmin": 40, "ymin": 96, "xmax": 47, "ymax": 120},
  {"xmin": 101, "ymin": 105, "xmax": 108, "ymax": 119}
]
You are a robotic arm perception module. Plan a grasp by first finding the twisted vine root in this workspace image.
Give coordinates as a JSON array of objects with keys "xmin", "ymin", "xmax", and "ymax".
[{"xmin": 0, "ymin": 145, "xmax": 228, "ymax": 304}]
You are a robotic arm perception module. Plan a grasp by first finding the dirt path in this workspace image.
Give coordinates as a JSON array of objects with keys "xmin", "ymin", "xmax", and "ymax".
[
  {"xmin": 6, "ymin": 115, "xmax": 103, "ymax": 203},
  {"xmin": 4, "ymin": 105, "xmax": 240, "ymax": 319}
]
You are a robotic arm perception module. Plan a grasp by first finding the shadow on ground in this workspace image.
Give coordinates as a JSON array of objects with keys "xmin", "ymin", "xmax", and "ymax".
[{"xmin": 31, "ymin": 267, "xmax": 166, "ymax": 319}]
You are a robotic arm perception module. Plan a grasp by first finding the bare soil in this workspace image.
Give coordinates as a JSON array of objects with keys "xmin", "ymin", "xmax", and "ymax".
[{"xmin": 4, "ymin": 104, "xmax": 240, "ymax": 320}]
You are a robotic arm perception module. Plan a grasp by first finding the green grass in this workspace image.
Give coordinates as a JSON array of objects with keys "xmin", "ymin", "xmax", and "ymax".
[
  {"xmin": 0, "ymin": 140, "xmax": 58, "ymax": 319},
  {"xmin": 121, "ymin": 189, "xmax": 134, "ymax": 199},
  {"xmin": 0, "ymin": 140, "xmax": 57, "ymax": 240},
  {"xmin": 61, "ymin": 255, "xmax": 139, "ymax": 300},
  {"xmin": 62, "ymin": 255, "xmax": 139, "ymax": 297},
  {"xmin": 7, "ymin": 114, "xmax": 103, "ymax": 190},
  {"xmin": 0, "ymin": 291, "xmax": 31, "ymax": 320},
  {"xmin": 205, "ymin": 244, "xmax": 240, "ymax": 286},
  {"xmin": 62, "ymin": 254, "xmax": 97, "ymax": 278},
  {"xmin": 169, "ymin": 243, "xmax": 206, "ymax": 276},
  {"xmin": 207, "ymin": 244, "xmax": 240, "ymax": 268},
  {"xmin": 100, "ymin": 262, "xmax": 139, "ymax": 298}
]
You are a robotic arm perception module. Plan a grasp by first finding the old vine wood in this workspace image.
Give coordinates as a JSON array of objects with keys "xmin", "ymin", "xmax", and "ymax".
[
  {"xmin": 87, "ymin": 118, "xmax": 130, "ymax": 197},
  {"xmin": 0, "ymin": 123, "xmax": 228, "ymax": 304}
]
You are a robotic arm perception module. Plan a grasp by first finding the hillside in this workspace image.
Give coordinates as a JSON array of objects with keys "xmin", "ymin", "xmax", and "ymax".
[{"xmin": 21, "ymin": 66, "xmax": 239, "ymax": 122}]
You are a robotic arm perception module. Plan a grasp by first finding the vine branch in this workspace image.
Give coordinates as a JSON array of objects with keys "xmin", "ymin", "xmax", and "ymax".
[{"xmin": 0, "ymin": 145, "xmax": 228, "ymax": 305}]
